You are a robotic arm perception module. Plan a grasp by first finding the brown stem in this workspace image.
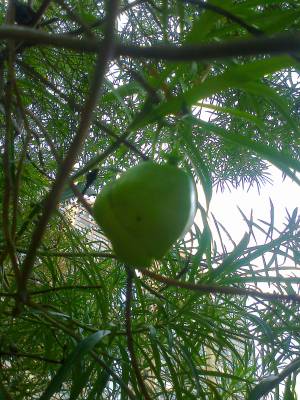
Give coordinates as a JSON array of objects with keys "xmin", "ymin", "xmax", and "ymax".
[
  {"xmin": 10, "ymin": 248, "xmax": 114, "ymax": 258},
  {"xmin": 125, "ymin": 269, "xmax": 151, "ymax": 400},
  {"xmin": 16, "ymin": 0, "xmax": 120, "ymax": 307},
  {"xmin": 68, "ymin": 0, "xmax": 146, "ymax": 36},
  {"xmin": 29, "ymin": 301, "xmax": 136, "ymax": 400},
  {"xmin": 11, "ymin": 82, "xmax": 34, "ymax": 239},
  {"xmin": 29, "ymin": 285, "xmax": 102, "ymax": 295},
  {"xmin": 183, "ymin": 0, "xmax": 262, "ymax": 36},
  {"xmin": 0, "ymin": 27, "xmax": 300, "ymax": 60},
  {"xmin": 0, "ymin": 351, "xmax": 63, "ymax": 364},
  {"xmin": 54, "ymin": 0, "xmax": 94, "ymax": 37},
  {"xmin": 140, "ymin": 268, "xmax": 300, "ymax": 304},
  {"xmin": 31, "ymin": 0, "xmax": 52, "ymax": 26},
  {"xmin": 117, "ymin": 36, "xmax": 300, "ymax": 61},
  {"xmin": 2, "ymin": 44, "xmax": 20, "ymax": 284},
  {"xmin": 69, "ymin": 182, "xmax": 94, "ymax": 216},
  {"xmin": 0, "ymin": 381, "xmax": 13, "ymax": 400},
  {"xmin": 18, "ymin": 61, "xmax": 147, "ymax": 165}
]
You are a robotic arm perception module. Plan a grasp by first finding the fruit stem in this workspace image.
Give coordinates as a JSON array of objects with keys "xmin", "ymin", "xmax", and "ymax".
[{"xmin": 165, "ymin": 151, "xmax": 180, "ymax": 166}]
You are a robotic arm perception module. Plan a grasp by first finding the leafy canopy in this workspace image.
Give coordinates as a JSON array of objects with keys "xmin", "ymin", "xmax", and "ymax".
[{"xmin": 0, "ymin": 0, "xmax": 300, "ymax": 399}]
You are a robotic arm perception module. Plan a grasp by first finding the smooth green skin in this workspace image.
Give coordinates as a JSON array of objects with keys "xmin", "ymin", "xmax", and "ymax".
[{"xmin": 93, "ymin": 161, "xmax": 197, "ymax": 267}]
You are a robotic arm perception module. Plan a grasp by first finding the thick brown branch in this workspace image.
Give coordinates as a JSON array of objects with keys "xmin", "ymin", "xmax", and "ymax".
[
  {"xmin": 118, "ymin": 36, "xmax": 300, "ymax": 61},
  {"xmin": 0, "ymin": 27, "xmax": 300, "ymax": 60},
  {"xmin": 2, "ymin": 50, "xmax": 20, "ymax": 284},
  {"xmin": 16, "ymin": 0, "xmax": 119, "ymax": 306},
  {"xmin": 125, "ymin": 269, "xmax": 151, "ymax": 400}
]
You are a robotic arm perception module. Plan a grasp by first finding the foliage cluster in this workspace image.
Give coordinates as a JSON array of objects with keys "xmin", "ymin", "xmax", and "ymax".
[{"xmin": 1, "ymin": 0, "xmax": 300, "ymax": 399}]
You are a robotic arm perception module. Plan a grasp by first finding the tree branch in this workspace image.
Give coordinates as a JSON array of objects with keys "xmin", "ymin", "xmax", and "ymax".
[
  {"xmin": 140, "ymin": 268, "xmax": 300, "ymax": 304},
  {"xmin": 0, "ymin": 26, "xmax": 300, "ymax": 61},
  {"xmin": 183, "ymin": 0, "xmax": 262, "ymax": 36},
  {"xmin": 29, "ymin": 285, "xmax": 103, "ymax": 295},
  {"xmin": 29, "ymin": 301, "xmax": 136, "ymax": 400},
  {"xmin": 11, "ymin": 248, "xmax": 115, "ymax": 258},
  {"xmin": 16, "ymin": 0, "xmax": 120, "ymax": 308},
  {"xmin": 117, "ymin": 35, "xmax": 300, "ymax": 61},
  {"xmin": 125, "ymin": 268, "xmax": 151, "ymax": 400},
  {"xmin": 0, "ymin": 351, "xmax": 63, "ymax": 364}
]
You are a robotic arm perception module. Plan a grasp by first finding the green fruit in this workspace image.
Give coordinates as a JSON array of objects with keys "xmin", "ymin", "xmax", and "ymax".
[{"xmin": 93, "ymin": 161, "xmax": 197, "ymax": 267}]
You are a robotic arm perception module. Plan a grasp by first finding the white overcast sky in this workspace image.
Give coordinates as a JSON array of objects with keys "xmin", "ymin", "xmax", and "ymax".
[
  {"xmin": 208, "ymin": 165, "xmax": 300, "ymax": 395},
  {"xmin": 210, "ymin": 165, "xmax": 299, "ymax": 242}
]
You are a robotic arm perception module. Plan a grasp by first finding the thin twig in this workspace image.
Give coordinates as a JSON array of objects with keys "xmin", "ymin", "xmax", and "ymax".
[
  {"xmin": 183, "ymin": 0, "xmax": 262, "ymax": 36},
  {"xmin": 29, "ymin": 285, "xmax": 102, "ymax": 295},
  {"xmin": 19, "ymin": 61, "xmax": 148, "ymax": 162},
  {"xmin": 24, "ymin": 109, "xmax": 94, "ymax": 220},
  {"xmin": 68, "ymin": 0, "xmax": 146, "ymax": 36},
  {"xmin": 24, "ymin": 108, "xmax": 61, "ymax": 162},
  {"xmin": 54, "ymin": 0, "xmax": 94, "ymax": 38},
  {"xmin": 70, "ymin": 130, "xmax": 132, "ymax": 181},
  {"xmin": 159, "ymin": 255, "xmax": 192, "ymax": 292},
  {"xmin": 69, "ymin": 181, "xmax": 94, "ymax": 216},
  {"xmin": 125, "ymin": 268, "xmax": 151, "ymax": 400},
  {"xmin": 29, "ymin": 301, "xmax": 136, "ymax": 400},
  {"xmin": 11, "ymin": 82, "xmax": 34, "ymax": 239},
  {"xmin": 11, "ymin": 248, "xmax": 114, "ymax": 258},
  {"xmin": 183, "ymin": 0, "xmax": 300, "ymax": 63},
  {"xmin": 139, "ymin": 279, "xmax": 167, "ymax": 301},
  {"xmin": 95, "ymin": 121, "xmax": 148, "ymax": 161},
  {"xmin": 140, "ymin": 268, "xmax": 300, "ymax": 304},
  {"xmin": 0, "ymin": 351, "xmax": 63, "ymax": 364},
  {"xmin": 0, "ymin": 292, "xmax": 15, "ymax": 297},
  {"xmin": 90, "ymin": 351, "xmax": 136, "ymax": 400},
  {"xmin": 31, "ymin": 0, "xmax": 52, "ymax": 26}
]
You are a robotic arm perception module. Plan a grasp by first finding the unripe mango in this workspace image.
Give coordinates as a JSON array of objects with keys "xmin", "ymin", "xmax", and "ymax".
[{"xmin": 93, "ymin": 161, "xmax": 197, "ymax": 267}]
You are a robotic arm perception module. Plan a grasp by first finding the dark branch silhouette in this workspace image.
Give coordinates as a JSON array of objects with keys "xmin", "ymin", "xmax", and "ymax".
[
  {"xmin": 13, "ymin": 0, "xmax": 37, "ymax": 26},
  {"xmin": 82, "ymin": 168, "xmax": 99, "ymax": 195}
]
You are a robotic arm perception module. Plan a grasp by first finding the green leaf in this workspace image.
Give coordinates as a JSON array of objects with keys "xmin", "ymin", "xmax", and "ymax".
[
  {"xmin": 70, "ymin": 362, "xmax": 95, "ymax": 400},
  {"xmin": 181, "ymin": 114, "xmax": 212, "ymax": 206},
  {"xmin": 148, "ymin": 325, "xmax": 161, "ymax": 373},
  {"xmin": 40, "ymin": 331, "xmax": 110, "ymax": 400},
  {"xmin": 134, "ymin": 56, "xmax": 294, "ymax": 128},
  {"xmin": 193, "ymin": 118, "xmax": 300, "ymax": 182},
  {"xmin": 248, "ymin": 375, "xmax": 281, "ymax": 400},
  {"xmin": 248, "ymin": 357, "xmax": 300, "ymax": 400},
  {"xmin": 208, "ymin": 232, "xmax": 250, "ymax": 280},
  {"xmin": 87, "ymin": 361, "xmax": 112, "ymax": 400},
  {"xmin": 198, "ymin": 102, "xmax": 266, "ymax": 129},
  {"xmin": 241, "ymin": 81, "xmax": 300, "ymax": 136},
  {"xmin": 0, "ymin": 381, "xmax": 12, "ymax": 400}
]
